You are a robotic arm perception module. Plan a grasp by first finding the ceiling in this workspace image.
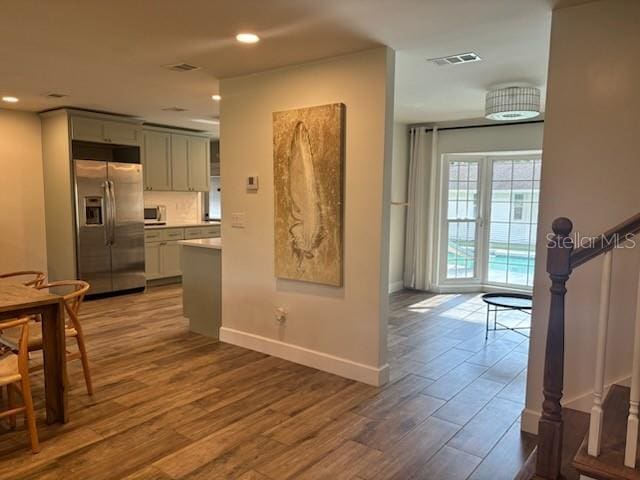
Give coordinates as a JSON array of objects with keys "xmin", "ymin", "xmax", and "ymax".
[{"xmin": 0, "ymin": 0, "xmax": 555, "ymax": 133}]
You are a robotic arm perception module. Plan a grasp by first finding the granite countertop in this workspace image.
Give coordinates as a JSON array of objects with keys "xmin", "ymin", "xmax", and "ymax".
[
  {"xmin": 178, "ymin": 238, "xmax": 222, "ymax": 250},
  {"xmin": 144, "ymin": 221, "xmax": 221, "ymax": 230}
]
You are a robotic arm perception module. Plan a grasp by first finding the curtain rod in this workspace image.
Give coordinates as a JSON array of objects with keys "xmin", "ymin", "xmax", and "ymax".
[{"xmin": 411, "ymin": 119, "xmax": 544, "ymax": 133}]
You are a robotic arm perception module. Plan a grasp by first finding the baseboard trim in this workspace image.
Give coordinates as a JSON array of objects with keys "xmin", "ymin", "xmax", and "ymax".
[
  {"xmin": 521, "ymin": 408, "xmax": 540, "ymax": 435},
  {"xmin": 219, "ymin": 327, "xmax": 389, "ymax": 387},
  {"xmin": 389, "ymin": 281, "xmax": 405, "ymax": 293}
]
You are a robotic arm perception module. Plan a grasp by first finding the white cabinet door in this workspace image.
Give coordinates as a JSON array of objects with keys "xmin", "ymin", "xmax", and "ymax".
[
  {"xmin": 162, "ymin": 241, "xmax": 182, "ymax": 277},
  {"xmin": 187, "ymin": 136, "xmax": 210, "ymax": 192},
  {"xmin": 143, "ymin": 131, "xmax": 171, "ymax": 191},
  {"xmin": 103, "ymin": 121, "xmax": 141, "ymax": 146},
  {"xmin": 171, "ymin": 134, "xmax": 189, "ymax": 191},
  {"xmin": 144, "ymin": 242, "xmax": 162, "ymax": 280},
  {"xmin": 71, "ymin": 117, "xmax": 104, "ymax": 143}
]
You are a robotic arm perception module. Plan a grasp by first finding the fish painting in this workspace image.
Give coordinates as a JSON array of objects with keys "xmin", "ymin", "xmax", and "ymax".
[{"xmin": 273, "ymin": 103, "xmax": 344, "ymax": 286}]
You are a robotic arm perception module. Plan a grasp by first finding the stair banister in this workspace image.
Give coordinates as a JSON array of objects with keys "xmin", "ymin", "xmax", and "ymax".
[
  {"xmin": 625, "ymin": 271, "xmax": 640, "ymax": 467},
  {"xmin": 534, "ymin": 213, "xmax": 640, "ymax": 479},
  {"xmin": 536, "ymin": 217, "xmax": 574, "ymax": 479},
  {"xmin": 588, "ymin": 250, "xmax": 612, "ymax": 457}
]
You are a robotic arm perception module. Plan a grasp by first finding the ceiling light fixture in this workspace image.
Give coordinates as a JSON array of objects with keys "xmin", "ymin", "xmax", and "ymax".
[
  {"xmin": 236, "ymin": 33, "xmax": 260, "ymax": 44},
  {"xmin": 2, "ymin": 96, "xmax": 19, "ymax": 103},
  {"xmin": 211, "ymin": 94, "xmax": 221, "ymax": 101},
  {"xmin": 485, "ymin": 87, "xmax": 541, "ymax": 121}
]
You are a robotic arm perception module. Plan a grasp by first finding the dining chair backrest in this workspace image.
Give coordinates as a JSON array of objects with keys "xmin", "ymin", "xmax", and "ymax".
[
  {"xmin": 35, "ymin": 281, "xmax": 90, "ymax": 331},
  {"xmin": 0, "ymin": 317, "xmax": 30, "ymax": 376},
  {"xmin": 0, "ymin": 271, "xmax": 46, "ymax": 287}
]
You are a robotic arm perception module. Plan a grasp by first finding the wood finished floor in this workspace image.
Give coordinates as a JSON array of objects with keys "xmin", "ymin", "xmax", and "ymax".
[{"xmin": 0, "ymin": 286, "xmax": 535, "ymax": 479}]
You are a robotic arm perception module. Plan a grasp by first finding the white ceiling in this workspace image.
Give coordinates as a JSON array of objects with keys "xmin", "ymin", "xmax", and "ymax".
[{"xmin": 0, "ymin": 0, "xmax": 555, "ymax": 133}]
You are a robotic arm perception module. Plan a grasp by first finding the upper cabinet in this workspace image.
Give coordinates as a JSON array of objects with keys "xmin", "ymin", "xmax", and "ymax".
[
  {"xmin": 143, "ymin": 131, "xmax": 171, "ymax": 191},
  {"xmin": 187, "ymin": 136, "xmax": 210, "ymax": 192},
  {"xmin": 142, "ymin": 128, "xmax": 211, "ymax": 192},
  {"xmin": 170, "ymin": 134, "xmax": 190, "ymax": 191},
  {"xmin": 71, "ymin": 116, "xmax": 141, "ymax": 146}
]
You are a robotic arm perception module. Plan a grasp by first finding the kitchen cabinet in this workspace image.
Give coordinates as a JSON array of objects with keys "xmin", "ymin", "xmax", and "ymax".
[
  {"xmin": 187, "ymin": 136, "xmax": 210, "ymax": 192},
  {"xmin": 71, "ymin": 116, "xmax": 141, "ymax": 146},
  {"xmin": 144, "ymin": 242, "xmax": 162, "ymax": 280},
  {"xmin": 143, "ymin": 128, "xmax": 210, "ymax": 193},
  {"xmin": 142, "ymin": 131, "xmax": 171, "ymax": 191},
  {"xmin": 170, "ymin": 134, "xmax": 189, "ymax": 191},
  {"xmin": 162, "ymin": 242, "xmax": 183, "ymax": 277},
  {"xmin": 144, "ymin": 226, "xmax": 219, "ymax": 281}
]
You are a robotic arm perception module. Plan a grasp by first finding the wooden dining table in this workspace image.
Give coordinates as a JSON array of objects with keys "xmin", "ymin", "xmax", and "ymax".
[{"xmin": 0, "ymin": 282, "xmax": 68, "ymax": 424}]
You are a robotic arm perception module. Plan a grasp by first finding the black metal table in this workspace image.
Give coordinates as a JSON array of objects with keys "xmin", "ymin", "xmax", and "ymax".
[{"xmin": 482, "ymin": 292, "xmax": 533, "ymax": 339}]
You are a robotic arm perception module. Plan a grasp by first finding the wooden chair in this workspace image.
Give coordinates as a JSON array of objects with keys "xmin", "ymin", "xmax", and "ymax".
[
  {"xmin": 0, "ymin": 271, "xmax": 46, "ymax": 287},
  {"xmin": 0, "ymin": 281, "xmax": 93, "ymax": 396},
  {"xmin": 0, "ymin": 317, "xmax": 39, "ymax": 453}
]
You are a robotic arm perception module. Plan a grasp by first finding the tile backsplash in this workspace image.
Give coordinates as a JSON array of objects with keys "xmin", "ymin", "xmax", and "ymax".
[{"xmin": 144, "ymin": 191, "xmax": 202, "ymax": 224}]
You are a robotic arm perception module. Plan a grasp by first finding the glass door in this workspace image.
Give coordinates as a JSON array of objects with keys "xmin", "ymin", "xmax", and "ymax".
[
  {"xmin": 486, "ymin": 156, "xmax": 541, "ymax": 287},
  {"xmin": 439, "ymin": 153, "xmax": 541, "ymax": 290},
  {"xmin": 443, "ymin": 159, "xmax": 481, "ymax": 281}
]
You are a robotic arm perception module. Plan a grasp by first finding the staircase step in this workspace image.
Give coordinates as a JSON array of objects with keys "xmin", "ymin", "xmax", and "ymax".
[
  {"xmin": 515, "ymin": 408, "xmax": 590, "ymax": 479},
  {"xmin": 573, "ymin": 384, "xmax": 640, "ymax": 480}
]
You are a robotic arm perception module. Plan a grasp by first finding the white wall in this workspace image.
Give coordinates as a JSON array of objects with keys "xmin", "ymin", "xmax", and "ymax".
[
  {"xmin": 219, "ymin": 47, "xmax": 395, "ymax": 386},
  {"xmin": 523, "ymin": 0, "xmax": 640, "ymax": 434},
  {"xmin": 389, "ymin": 122, "xmax": 409, "ymax": 292},
  {"xmin": 143, "ymin": 191, "xmax": 202, "ymax": 224},
  {"xmin": 0, "ymin": 109, "xmax": 47, "ymax": 273}
]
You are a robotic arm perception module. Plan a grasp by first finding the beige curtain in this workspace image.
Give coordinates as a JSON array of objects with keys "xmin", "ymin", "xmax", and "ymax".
[{"xmin": 404, "ymin": 127, "xmax": 433, "ymax": 290}]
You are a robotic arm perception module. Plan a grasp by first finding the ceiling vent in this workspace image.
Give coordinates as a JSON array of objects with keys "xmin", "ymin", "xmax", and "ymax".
[
  {"xmin": 164, "ymin": 63, "xmax": 200, "ymax": 72},
  {"xmin": 161, "ymin": 107, "xmax": 188, "ymax": 112},
  {"xmin": 46, "ymin": 92, "xmax": 68, "ymax": 98},
  {"xmin": 427, "ymin": 52, "xmax": 482, "ymax": 66}
]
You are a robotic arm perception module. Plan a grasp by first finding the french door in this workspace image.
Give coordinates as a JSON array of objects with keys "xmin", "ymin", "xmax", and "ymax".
[{"xmin": 440, "ymin": 153, "xmax": 541, "ymax": 289}]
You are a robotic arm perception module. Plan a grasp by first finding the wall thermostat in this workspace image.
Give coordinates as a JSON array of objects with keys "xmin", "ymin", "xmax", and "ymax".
[{"xmin": 246, "ymin": 176, "xmax": 259, "ymax": 192}]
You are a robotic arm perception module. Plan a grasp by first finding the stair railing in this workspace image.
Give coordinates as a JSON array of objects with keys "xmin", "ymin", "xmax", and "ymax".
[{"xmin": 536, "ymin": 214, "xmax": 640, "ymax": 479}]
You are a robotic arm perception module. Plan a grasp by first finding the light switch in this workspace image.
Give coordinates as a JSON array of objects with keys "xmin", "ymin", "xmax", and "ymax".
[
  {"xmin": 246, "ymin": 176, "xmax": 259, "ymax": 192},
  {"xmin": 231, "ymin": 212, "xmax": 246, "ymax": 228}
]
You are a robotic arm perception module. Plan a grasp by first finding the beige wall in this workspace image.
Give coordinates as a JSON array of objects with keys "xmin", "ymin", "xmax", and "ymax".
[
  {"xmin": 0, "ymin": 109, "xmax": 47, "ymax": 273},
  {"xmin": 389, "ymin": 123, "xmax": 409, "ymax": 292},
  {"xmin": 219, "ymin": 47, "xmax": 395, "ymax": 385},
  {"xmin": 523, "ymin": 0, "xmax": 640, "ymax": 433}
]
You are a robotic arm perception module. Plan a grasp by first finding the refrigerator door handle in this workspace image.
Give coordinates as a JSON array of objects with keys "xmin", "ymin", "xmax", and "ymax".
[
  {"xmin": 102, "ymin": 181, "xmax": 111, "ymax": 246},
  {"xmin": 108, "ymin": 180, "xmax": 117, "ymax": 245}
]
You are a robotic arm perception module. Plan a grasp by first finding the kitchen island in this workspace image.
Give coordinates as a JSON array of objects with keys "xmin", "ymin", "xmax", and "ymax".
[{"xmin": 178, "ymin": 237, "xmax": 221, "ymax": 339}]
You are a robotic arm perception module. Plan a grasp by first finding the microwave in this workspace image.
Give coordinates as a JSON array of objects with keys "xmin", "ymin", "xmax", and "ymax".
[{"xmin": 144, "ymin": 205, "xmax": 166, "ymax": 225}]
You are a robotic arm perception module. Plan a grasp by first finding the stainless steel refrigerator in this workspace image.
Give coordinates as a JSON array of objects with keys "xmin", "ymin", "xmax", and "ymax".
[{"xmin": 74, "ymin": 152, "xmax": 145, "ymax": 296}]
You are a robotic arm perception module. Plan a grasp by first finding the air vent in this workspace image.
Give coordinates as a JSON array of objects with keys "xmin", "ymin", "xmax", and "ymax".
[
  {"xmin": 164, "ymin": 63, "xmax": 200, "ymax": 72},
  {"xmin": 161, "ymin": 107, "xmax": 188, "ymax": 112},
  {"xmin": 427, "ymin": 52, "xmax": 482, "ymax": 66},
  {"xmin": 46, "ymin": 92, "xmax": 68, "ymax": 98}
]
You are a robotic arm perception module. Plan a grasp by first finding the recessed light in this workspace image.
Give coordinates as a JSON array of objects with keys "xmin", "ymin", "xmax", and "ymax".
[
  {"xmin": 236, "ymin": 33, "xmax": 260, "ymax": 44},
  {"xmin": 2, "ymin": 96, "xmax": 19, "ymax": 103},
  {"xmin": 211, "ymin": 94, "xmax": 221, "ymax": 101}
]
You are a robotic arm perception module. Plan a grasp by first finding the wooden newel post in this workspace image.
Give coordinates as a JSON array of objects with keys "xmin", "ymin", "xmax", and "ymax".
[{"xmin": 536, "ymin": 217, "xmax": 574, "ymax": 479}]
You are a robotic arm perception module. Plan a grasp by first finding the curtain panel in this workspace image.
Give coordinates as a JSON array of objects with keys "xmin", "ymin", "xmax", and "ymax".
[{"xmin": 403, "ymin": 127, "xmax": 434, "ymax": 290}]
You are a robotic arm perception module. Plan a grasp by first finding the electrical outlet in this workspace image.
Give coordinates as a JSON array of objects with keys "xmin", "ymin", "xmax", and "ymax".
[{"xmin": 275, "ymin": 307, "xmax": 287, "ymax": 323}]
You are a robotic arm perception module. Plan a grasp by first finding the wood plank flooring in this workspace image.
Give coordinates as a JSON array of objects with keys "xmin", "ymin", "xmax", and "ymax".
[{"xmin": 0, "ymin": 286, "xmax": 535, "ymax": 479}]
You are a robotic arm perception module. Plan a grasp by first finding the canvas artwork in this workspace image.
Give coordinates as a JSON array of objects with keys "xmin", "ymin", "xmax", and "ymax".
[{"xmin": 273, "ymin": 103, "xmax": 345, "ymax": 287}]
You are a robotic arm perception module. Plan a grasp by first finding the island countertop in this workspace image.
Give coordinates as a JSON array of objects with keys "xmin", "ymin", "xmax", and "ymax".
[
  {"xmin": 144, "ymin": 220, "xmax": 221, "ymax": 230},
  {"xmin": 178, "ymin": 238, "xmax": 222, "ymax": 250}
]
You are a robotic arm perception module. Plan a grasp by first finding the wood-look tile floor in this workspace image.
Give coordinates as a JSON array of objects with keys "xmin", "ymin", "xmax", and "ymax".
[{"xmin": 0, "ymin": 286, "xmax": 535, "ymax": 479}]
